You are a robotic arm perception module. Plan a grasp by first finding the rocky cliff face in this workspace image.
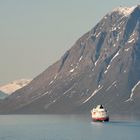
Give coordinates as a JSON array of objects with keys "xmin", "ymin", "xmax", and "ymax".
[{"xmin": 1, "ymin": 5, "xmax": 140, "ymax": 115}]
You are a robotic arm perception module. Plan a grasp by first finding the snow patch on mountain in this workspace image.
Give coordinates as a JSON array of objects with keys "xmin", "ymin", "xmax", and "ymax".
[
  {"xmin": 79, "ymin": 56, "xmax": 83, "ymax": 62},
  {"xmin": 113, "ymin": 6, "xmax": 136, "ymax": 16},
  {"xmin": 128, "ymin": 38, "xmax": 135, "ymax": 43},
  {"xmin": 125, "ymin": 81, "xmax": 140, "ymax": 102},
  {"xmin": 111, "ymin": 50, "xmax": 120, "ymax": 63},
  {"xmin": 0, "ymin": 79, "xmax": 32, "ymax": 95},
  {"xmin": 124, "ymin": 48, "xmax": 130, "ymax": 52},
  {"xmin": 83, "ymin": 86, "xmax": 103, "ymax": 104},
  {"xmin": 70, "ymin": 68, "xmax": 75, "ymax": 73},
  {"xmin": 106, "ymin": 81, "xmax": 117, "ymax": 91}
]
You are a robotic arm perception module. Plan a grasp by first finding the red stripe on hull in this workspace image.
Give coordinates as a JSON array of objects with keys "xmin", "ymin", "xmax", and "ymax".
[{"xmin": 92, "ymin": 117, "xmax": 109, "ymax": 122}]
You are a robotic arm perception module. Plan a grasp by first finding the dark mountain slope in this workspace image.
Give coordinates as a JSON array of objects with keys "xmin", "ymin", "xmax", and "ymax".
[{"xmin": 1, "ymin": 5, "xmax": 140, "ymax": 115}]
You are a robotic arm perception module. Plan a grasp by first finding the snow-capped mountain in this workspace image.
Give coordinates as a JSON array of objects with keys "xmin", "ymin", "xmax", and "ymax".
[
  {"xmin": 113, "ymin": 6, "xmax": 136, "ymax": 16},
  {"xmin": 0, "ymin": 79, "xmax": 32, "ymax": 95},
  {"xmin": 1, "ymin": 5, "xmax": 140, "ymax": 115}
]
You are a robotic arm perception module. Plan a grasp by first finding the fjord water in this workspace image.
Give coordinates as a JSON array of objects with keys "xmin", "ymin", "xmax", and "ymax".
[{"xmin": 0, "ymin": 115, "xmax": 140, "ymax": 140}]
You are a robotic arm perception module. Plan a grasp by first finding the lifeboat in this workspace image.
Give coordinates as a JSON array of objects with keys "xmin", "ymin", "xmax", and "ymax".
[{"xmin": 91, "ymin": 105, "xmax": 109, "ymax": 122}]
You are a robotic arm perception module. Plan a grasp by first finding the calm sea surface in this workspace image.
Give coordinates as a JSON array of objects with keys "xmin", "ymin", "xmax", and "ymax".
[{"xmin": 0, "ymin": 114, "xmax": 140, "ymax": 140}]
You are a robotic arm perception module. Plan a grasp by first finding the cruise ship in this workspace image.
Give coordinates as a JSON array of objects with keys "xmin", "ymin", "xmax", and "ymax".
[{"xmin": 91, "ymin": 105, "xmax": 109, "ymax": 122}]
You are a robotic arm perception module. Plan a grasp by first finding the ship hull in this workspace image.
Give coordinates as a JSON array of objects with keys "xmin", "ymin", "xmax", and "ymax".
[{"xmin": 92, "ymin": 117, "xmax": 109, "ymax": 122}]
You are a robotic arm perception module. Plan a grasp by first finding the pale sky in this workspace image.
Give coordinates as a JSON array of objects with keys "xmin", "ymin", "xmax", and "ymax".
[{"xmin": 0, "ymin": 0, "xmax": 139, "ymax": 85}]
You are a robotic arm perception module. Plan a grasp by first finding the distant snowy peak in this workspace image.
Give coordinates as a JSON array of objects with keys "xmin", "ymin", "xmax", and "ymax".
[
  {"xmin": 0, "ymin": 79, "xmax": 32, "ymax": 95},
  {"xmin": 113, "ymin": 6, "xmax": 136, "ymax": 16}
]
